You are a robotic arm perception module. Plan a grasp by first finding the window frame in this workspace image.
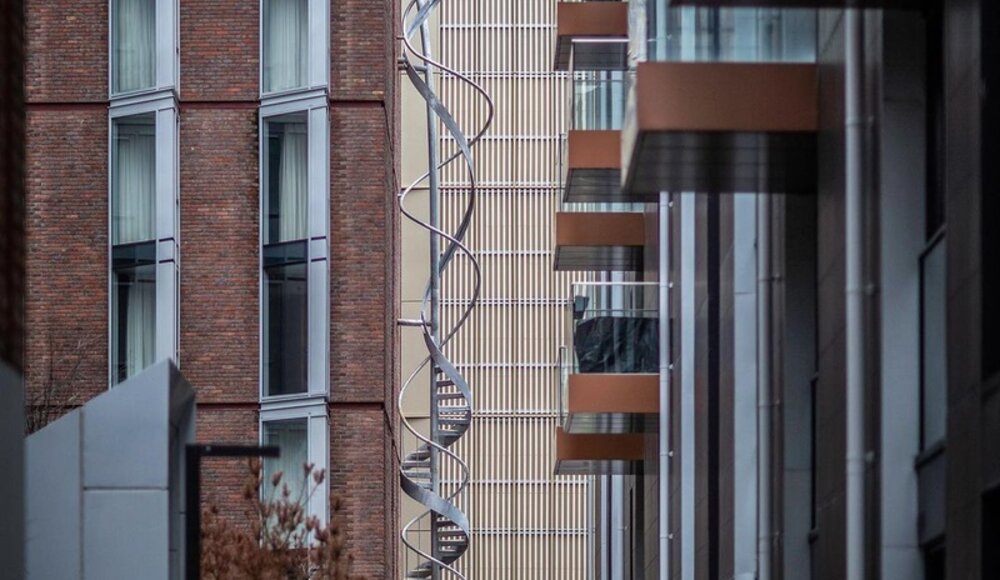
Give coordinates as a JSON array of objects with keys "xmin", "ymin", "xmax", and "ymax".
[
  {"xmin": 107, "ymin": 95, "xmax": 179, "ymax": 387},
  {"xmin": 259, "ymin": 402, "xmax": 329, "ymax": 528},
  {"xmin": 258, "ymin": 0, "xmax": 329, "ymax": 98},
  {"xmin": 258, "ymin": 93, "xmax": 329, "ymax": 404},
  {"xmin": 108, "ymin": 0, "xmax": 179, "ymax": 98}
]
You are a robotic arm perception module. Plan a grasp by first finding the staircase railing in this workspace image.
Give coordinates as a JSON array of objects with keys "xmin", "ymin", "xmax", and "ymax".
[{"xmin": 398, "ymin": 0, "xmax": 493, "ymax": 578}]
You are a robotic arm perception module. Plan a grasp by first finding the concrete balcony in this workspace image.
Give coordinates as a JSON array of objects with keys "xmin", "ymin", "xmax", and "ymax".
[
  {"xmin": 554, "ymin": 428, "xmax": 645, "ymax": 475},
  {"xmin": 553, "ymin": 211, "xmax": 645, "ymax": 271},
  {"xmin": 622, "ymin": 61, "xmax": 819, "ymax": 196},
  {"xmin": 554, "ymin": 1, "xmax": 628, "ymax": 71},
  {"xmin": 557, "ymin": 282, "xmax": 659, "ymax": 433}
]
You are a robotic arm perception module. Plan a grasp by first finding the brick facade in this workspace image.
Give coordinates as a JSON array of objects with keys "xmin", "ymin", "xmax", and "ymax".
[{"xmin": 24, "ymin": 0, "xmax": 399, "ymax": 576}]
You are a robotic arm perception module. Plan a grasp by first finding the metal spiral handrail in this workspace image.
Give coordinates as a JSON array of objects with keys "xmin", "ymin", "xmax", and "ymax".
[{"xmin": 398, "ymin": 0, "xmax": 493, "ymax": 578}]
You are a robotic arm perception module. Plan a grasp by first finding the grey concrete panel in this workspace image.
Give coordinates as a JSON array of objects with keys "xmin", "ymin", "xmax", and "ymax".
[
  {"xmin": 26, "ymin": 410, "xmax": 82, "ymax": 580},
  {"xmin": 83, "ymin": 362, "xmax": 171, "ymax": 489},
  {"xmin": 83, "ymin": 489, "xmax": 169, "ymax": 580}
]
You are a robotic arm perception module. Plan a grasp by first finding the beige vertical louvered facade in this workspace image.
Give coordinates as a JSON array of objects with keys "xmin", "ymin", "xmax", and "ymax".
[{"xmin": 399, "ymin": 1, "xmax": 590, "ymax": 577}]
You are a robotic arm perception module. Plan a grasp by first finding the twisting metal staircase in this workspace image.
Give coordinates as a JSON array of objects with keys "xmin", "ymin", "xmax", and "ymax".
[{"xmin": 398, "ymin": 1, "xmax": 493, "ymax": 578}]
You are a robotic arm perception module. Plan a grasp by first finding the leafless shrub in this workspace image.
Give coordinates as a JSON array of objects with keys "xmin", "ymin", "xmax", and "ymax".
[
  {"xmin": 24, "ymin": 333, "xmax": 96, "ymax": 434},
  {"xmin": 201, "ymin": 458, "xmax": 361, "ymax": 580}
]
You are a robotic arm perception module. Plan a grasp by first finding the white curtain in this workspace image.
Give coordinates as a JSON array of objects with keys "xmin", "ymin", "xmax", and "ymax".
[
  {"xmin": 265, "ymin": 0, "xmax": 307, "ymax": 92},
  {"xmin": 264, "ymin": 420, "xmax": 309, "ymax": 499},
  {"xmin": 115, "ymin": 0, "xmax": 156, "ymax": 92},
  {"xmin": 125, "ymin": 268, "xmax": 156, "ymax": 379},
  {"xmin": 115, "ymin": 124, "xmax": 156, "ymax": 244},
  {"xmin": 278, "ymin": 123, "xmax": 308, "ymax": 241}
]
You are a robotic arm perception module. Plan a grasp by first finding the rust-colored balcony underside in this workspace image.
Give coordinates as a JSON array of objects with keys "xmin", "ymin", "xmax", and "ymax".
[
  {"xmin": 554, "ymin": 212, "xmax": 644, "ymax": 272},
  {"xmin": 672, "ymin": 0, "xmax": 925, "ymax": 7},
  {"xmin": 554, "ymin": 2, "xmax": 629, "ymax": 71},
  {"xmin": 564, "ymin": 373, "xmax": 659, "ymax": 433},
  {"xmin": 554, "ymin": 429, "xmax": 645, "ymax": 475},
  {"xmin": 565, "ymin": 130, "xmax": 626, "ymax": 203},
  {"xmin": 623, "ymin": 61, "xmax": 819, "ymax": 196}
]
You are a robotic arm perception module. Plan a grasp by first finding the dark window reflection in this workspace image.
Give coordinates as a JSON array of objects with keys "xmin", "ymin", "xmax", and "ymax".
[
  {"xmin": 264, "ymin": 261, "xmax": 307, "ymax": 396},
  {"xmin": 113, "ymin": 261, "xmax": 156, "ymax": 384}
]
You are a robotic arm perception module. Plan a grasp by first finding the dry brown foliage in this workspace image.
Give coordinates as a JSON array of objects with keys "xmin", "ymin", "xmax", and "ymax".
[{"xmin": 201, "ymin": 458, "xmax": 361, "ymax": 580}]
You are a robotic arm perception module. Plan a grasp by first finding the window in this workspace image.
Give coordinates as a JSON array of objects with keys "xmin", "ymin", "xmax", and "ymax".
[
  {"xmin": 262, "ymin": 0, "xmax": 308, "ymax": 93},
  {"xmin": 111, "ymin": 115, "xmax": 157, "ymax": 384},
  {"xmin": 112, "ymin": 0, "xmax": 156, "ymax": 94},
  {"xmin": 260, "ymin": 408, "xmax": 328, "ymax": 524},
  {"xmin": 259, "ymin": 100, "xmax": 327, "ymax": 401},
  {"xmin": 263, "ymin": 418, "xmax": 309, "ymax": 498},
  {"xmin": 109, "ymin": 100, "xmax": 178, "ymax": 386},
  {"xmin": 264, "ymin": 116, "xmax": 308, "ymax": 244},
  {"xmin": 264, "ymin": 258, "xmax": 308, "ymax": 396}
]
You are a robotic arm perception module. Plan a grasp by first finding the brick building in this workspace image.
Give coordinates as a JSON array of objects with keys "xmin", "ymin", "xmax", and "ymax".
[{"xmin": 23, "ymin": 1, "xmax": 399, "ymax": 576}]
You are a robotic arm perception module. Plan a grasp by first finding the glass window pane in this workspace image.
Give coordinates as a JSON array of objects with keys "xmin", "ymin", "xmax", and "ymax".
[
  {"xmin": 113, "ymin": 0, "xmax": 156, "ymax": 93},
  {"xmin": 264, "ymin": 262, "xmax": 308, "ymax": 396},
  {"xmin": 263, "ymin": 418, "xmax": 309, "ymax": 500},
  {"xmin": 921, "ymin": 239, "xmax": 947, "ymax": 448},
  {"xmin": 113, "ymin": 116, "xmax": 156, "ymax": 245},
  {"xmin": 264, "ymin": 117, "xmax": 308, "ymax": 244},
  {"xmin": 263, "ymin": 0, "xmax": 308, "ymax": 93},
  {"xmin": 112, "ymin": 264, "xmax": 156, "ymax": 384}
]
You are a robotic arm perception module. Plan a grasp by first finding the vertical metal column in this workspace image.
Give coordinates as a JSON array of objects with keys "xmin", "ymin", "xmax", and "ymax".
[{"xmin": 418, "ymin": 5, "xmax": 443, "ymax": 576}]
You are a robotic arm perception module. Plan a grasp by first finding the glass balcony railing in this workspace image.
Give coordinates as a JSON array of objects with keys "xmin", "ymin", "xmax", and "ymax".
[
  {"xmin": 567, "ymin": 281, "xmax": 659, "ymax": 372},
  {"xmin": 632, "ymin": 1, "xmax": 817, "ymax": 65},
  {"xmin": 569, "ymin": 71, "xmax": 625, "ymax": 132}
]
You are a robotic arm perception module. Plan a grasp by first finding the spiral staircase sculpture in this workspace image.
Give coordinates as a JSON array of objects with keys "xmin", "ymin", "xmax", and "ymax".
[{"xmin": 398, "ymin": 0, "xmax": 493, "ymax": 578}]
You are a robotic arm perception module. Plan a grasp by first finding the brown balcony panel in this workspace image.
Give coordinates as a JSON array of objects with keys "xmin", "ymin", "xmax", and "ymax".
[
  {"xmin": 565, "ymin": 373, "xmax": 659, "ymax": 433},
  {"xmin": 564, "ymin": 130, "xmax": 653, "ymax": 203},
  {"xmin": 554, "ymin": 212, "xmax": 645, "ymax": 272},
  {"xmin": 554, "ymin": 429, "xmax": 645, "ymax": 475},
  {"xmin": 671, "ymin": 0, "xmax": 925, "ymax": 7},
  {"xmin": 554, "ymin": 2, "xmax": 629, "ymax": 71},
  {"xmin": 623, "ymin": 62, "xmax": 819, "ymax": 196}
]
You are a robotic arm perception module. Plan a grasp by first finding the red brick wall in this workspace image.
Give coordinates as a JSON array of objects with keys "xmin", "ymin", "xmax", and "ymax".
[
  {"xmin": 178, "ymin": 107, "xmax": 259, "ymax": 404},
  {"xmin": 25, "ymin": 0, "xmax": 107, "ymax": 102},
  {"xmin": 24, "ymin": 107, "xmax": 109, "ymax": 405},
  {"xmin": 25, "ymin": 1, "xmax": 400, "ymax": 575},
  {"xmin": 180, "ymin": 0, "xmax": 259, "ymax": 101}
]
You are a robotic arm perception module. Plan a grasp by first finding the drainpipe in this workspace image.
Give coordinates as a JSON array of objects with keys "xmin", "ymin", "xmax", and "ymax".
[
  {"xmin": 845, "ymin": 9, "xmax": 866, "ymax": 580},
  {"xmin": 757, "ymin": 193, "xmax": 772, "ymax": 580},
  {"xmin": 659, "ymin": 192, "xmax": 671, "ymax": 580}
]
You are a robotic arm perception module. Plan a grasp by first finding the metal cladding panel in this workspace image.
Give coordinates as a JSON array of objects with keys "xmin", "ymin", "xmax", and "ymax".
[
  {"xmin": 25, "ymin": 410, "xmax": 82, "ymax": 580},
  {"xmin": 83, "ymin": 490, "xmax": 170, "ymax": 580}
]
